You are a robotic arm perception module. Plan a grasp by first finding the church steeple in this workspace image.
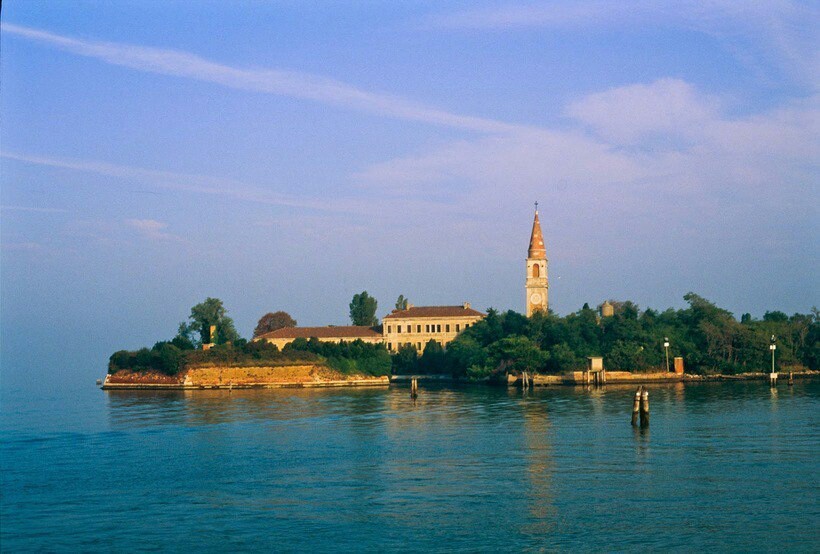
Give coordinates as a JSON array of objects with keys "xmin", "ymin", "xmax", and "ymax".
[
  {"xmin": 528, "ymin": 207, "xmax": 546, "ymax": 258},
  {"xmin": 525, "ymin": 203, "xmax": 548, "ymax": 316}
]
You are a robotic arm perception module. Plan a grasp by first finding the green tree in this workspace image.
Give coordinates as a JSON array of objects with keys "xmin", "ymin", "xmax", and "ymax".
[
  {"xmin": 179, "ymin": 297, "xmax": 241, "ymax": 347},
  {"xmin": 253, "ymin": 311, "xmax": 297, "ymax": 337},
  {"xmin": 395, "ymin": 295, "xmax": 409, "ymax": 310},
  {"xmin": 420, "ymin": 340, "xmax": 448, "ymax": 374},
  {"xmin": 446, "ymin": 335, "xmax": 487, "ymax": 375},
  {"xmin": 489, "ymin": 336, "xmax": 546, "ymax": 375},
  {"xmin": 392, "ymin": 344, "xmax": 419, "ymax": 374},
  {"xmin": 158, "ymin": 343, "xmax": 183, "ymax": 374},
  {"xmin": 349, "ymin": 291, "xmax": 379, "ymax": 326}
]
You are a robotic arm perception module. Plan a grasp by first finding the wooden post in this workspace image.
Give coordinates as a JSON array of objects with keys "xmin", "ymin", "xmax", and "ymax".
[
  {"xmin": 411, "ymin": 377, "xmax": 418, "ymax": 399},
  {"xmin": 639, "ymin": 387, "xmax": 650, "ymax": 427},
  {"xmin": 788, "ymin": 371, "xmax": 793, "ymax": 386},
  {"xmin": 601, "ymin": 369, "xmax": 606, "ymax": 385},
  {"xmin": 631, "ymin": 387, "xmax": 641, "ymax": 426}
]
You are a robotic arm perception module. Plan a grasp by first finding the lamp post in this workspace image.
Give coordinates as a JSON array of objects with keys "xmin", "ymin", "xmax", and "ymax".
[
  {"xmin": 663, "ymin": 337, "xmax": 670, "ymax": 372},
  {"xmin": 769, "ymin": 335, "xmax": 777, "ymax": 386},
  {"xmin": 769, "ymin": 335, "xmax": 776, "ymax": 373}
]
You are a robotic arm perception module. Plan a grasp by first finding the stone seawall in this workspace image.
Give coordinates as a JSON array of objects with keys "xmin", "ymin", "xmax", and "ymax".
[
  {"xmin": 102, "ymin": 365, "xmax": 389, "ymax": 390},
  {"xmin": 508, "ymin": 370, "xmax": 819, "ymax": 386}
]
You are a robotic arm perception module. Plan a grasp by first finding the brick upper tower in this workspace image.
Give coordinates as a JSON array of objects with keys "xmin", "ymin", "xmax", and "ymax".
[{"xmin": 526, "ymin": 204, "xmax": 548, "ymax": 316}]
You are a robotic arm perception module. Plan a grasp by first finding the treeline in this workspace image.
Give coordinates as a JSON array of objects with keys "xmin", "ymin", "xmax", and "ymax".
[
  {"xmin": 393, "ymin": 293, "xmax": 819, "ymax": 377},
  {"xmin": 108, "ymin": 338, "xmax": 321, "ymax": 375},
  {"xmin": 108, "ymin": 297, "xmax": 391, "ymax": 376},
  {"xmin": 109, "ymin": 337, "xmax": 391, "ymax": 377},
  {"xmin": 284, "ymin": 337, "xmax": 391, "ymax": 376}
]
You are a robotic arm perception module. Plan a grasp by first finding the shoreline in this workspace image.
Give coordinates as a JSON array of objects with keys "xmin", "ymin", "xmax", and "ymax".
[{"xmin": 101, "ymin": 368, "xmax": 819, "ymax": 390}]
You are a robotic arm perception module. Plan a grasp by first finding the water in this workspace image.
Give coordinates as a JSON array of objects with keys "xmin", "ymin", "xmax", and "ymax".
[{"xmin": 2, "ymin": 380, "xmax": 819, "ymax": 552}]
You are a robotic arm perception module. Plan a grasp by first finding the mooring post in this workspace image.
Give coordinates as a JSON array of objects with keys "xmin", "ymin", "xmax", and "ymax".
[
  {"xmin": 639, "ymin": 387, "xmax": 650, "ymax": 427},
  {"xmin": 631, "ymin": 387, "xmax": 641, "ymax": 426},
  {"xmin": 411, "ymin": 377, "xmax": 418, "ymax": 399},
  {"xmin": 788, "ymin": 371, "xmax": 793, "ymax": 386}
]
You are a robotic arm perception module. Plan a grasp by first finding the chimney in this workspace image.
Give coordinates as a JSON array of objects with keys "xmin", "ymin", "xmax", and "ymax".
[{"xmin": 463, "ymin": 302, "xmax": 471, "ymax": 309}]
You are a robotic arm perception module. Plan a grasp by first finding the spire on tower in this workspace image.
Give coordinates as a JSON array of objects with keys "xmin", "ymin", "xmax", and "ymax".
[{"xmin": 528, "ymin": 206, "xmax": 546, "ymax": 258}]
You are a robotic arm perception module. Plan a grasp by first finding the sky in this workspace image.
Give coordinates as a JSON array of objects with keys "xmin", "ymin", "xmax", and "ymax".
[{"xmin": 1, "ymin": 1, "xmax": 818, "ymax": 388}]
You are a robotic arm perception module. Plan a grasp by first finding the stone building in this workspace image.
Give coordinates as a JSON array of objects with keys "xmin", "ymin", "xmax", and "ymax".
[
  {"xmin": 525, "ymin": 206, "xmax": 549, "ymax": 316},
  {"xmin": 382, "ymin": 303, "xmax": 485, "ymax": 352},
  {"xmin": 256, "ymin": 304, "xmax": 484, "ymax": 352},
  {"xmin": 257, "ymin": 325, "xmax": 383, "ymax": 350}
]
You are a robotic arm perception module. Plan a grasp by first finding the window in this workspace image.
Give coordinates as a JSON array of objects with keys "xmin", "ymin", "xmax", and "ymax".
[
  {"xmin": 533, "ymin": 264, "xmax": 540, "ymax": 277},
  {"xmin": 397, "ymin": 325, "xmax": 402, "ymax": 333},
  {"xmin": 417, "ymin": 325, "xmax": 421, "ymax": 333},
  {"xmin": 388, "ymin": 343, "xmax": 392, "ymax": 350},
  {"xmin": 446, "ymin": 324, "xmax": 450, "ymax": 332},
  {"xmin": 387, "ymin": 325, "xmax": 392, "ymax": 333},
  {"xmin": 456, "ymin": 324, "xmax": 460, "ymax": 332},
  {"xmin": 425, "ymin": 324, "xmax": 430, "ymax": 332},
  {"xmin": 417, "ymin": 342, "xmax": 421, "ymax": 349},
  {"xmin": 437, "ymin": 324, "xmax": 441, "ymax": 332}
]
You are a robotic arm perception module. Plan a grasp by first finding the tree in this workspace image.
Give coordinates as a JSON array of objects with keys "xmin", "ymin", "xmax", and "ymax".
[
  {"xmin": 178, "ymin": 297, "xmax": 240, "ymax": 347},
  {"xmin": 253, "ymin": 311, "xmax": 297, "ymax": 337},
  {"xmin": 420, "ymin": 340, "xmax": 448, "ymax": 374},
  {"xmin": 395, "ymin": 295, "xmax": 409, "ymax": 311},
  {"xmin": 349, "ymin": 291, "xmax": 378, "ymax": 326},
  {"xmin": 489, "ymin": 336, "xmax": 546, "ymax": 375},
  {"xmin": 392, "ymin": 344, "xmax": 418, "ymax": 374}
]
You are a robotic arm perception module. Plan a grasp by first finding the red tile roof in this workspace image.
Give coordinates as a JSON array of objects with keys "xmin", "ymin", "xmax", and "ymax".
[
  {"xmin": 383, "ymin": 305, "xmax": 485, "ymax": 319},
  {"xmin": 257, "ymin": 326, "xmax": 382, "ymax": 340}
]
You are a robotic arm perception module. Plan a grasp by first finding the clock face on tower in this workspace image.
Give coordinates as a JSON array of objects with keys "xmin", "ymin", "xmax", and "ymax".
[{"xmin": 530, "ymin": 292, "xmax": 542, "ymax": 305}]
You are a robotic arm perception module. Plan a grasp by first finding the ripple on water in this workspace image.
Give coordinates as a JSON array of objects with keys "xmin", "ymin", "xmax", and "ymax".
[{"xmin": 1, "ymin": 380, "xmax": 819, "ymax": 551}]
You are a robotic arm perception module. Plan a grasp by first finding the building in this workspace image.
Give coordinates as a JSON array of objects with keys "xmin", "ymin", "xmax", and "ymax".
[
  {"xmin": 257, "ymin": 325, "xmax": 382, "ymax": 350},
  {"xmin": 257, "ymin": 304, "xmax": 485, "ymax": 352},
  {"xmin": 525, "ymin": 205, "xmax": 549, "ymax": 316},
  {"xmin": 382, "ymin": 303, "xmax": 485, "ymax": 352}
]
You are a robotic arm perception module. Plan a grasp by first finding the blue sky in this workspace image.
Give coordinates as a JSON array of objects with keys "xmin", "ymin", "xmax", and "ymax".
[{"xmin": 1, "ymin": 1, "xmax": 818, "ymax": 387}]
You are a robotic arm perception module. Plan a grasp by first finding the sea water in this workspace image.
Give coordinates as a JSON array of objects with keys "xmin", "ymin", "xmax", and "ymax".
[{"xmin": 2, "ymin": 380, "xmax": 819, "ymax": 551}]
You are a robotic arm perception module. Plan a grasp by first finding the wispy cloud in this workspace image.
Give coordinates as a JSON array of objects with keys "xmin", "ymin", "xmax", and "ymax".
[
  {"xmin": 0, "ymin": 241, "xmax": 42, "ymax": 251},
  {"xmin": 356, "ymin": 78, "xmax": 819, "ymax": 215},
  {"xmin": 124, "ymin": 218, "xmax": 180, "ymax": 241},
  {"xmin": 0, "ymin": 151, "xmax": 361, "ymax": 214},
  {"xmin": 565, "ymin": 78, "xmax": 721, "ymax": 145},
  {"xmin": 1, "ymin": 23, "xmax": 526, "ymax": 134},
  {"xmin": 0, "ymin": 205, "xmax": 69, "ymax": 213},
  {"xmin": 424, "ymin": 1, "xmax": 820, "ymax": 90}
]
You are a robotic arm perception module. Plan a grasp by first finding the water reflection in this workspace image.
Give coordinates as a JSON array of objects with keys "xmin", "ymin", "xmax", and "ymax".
[{"xmin": 521, "ymin": 399, "xmax": 556, "ymax": 536}]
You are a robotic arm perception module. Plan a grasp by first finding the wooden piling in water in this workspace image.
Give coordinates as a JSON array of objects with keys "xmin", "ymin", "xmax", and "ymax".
[
  {"xmin": 410, "ymin": 378, "xmax": 418, "ymax": 399},
  {"xmin": 631, "ymin": 387, "xmax": 641, "ymax": 426},
  {"xmin": 639, "ymin": 387, "xmax": 650, "ymax": 427},
  {"xmin": 788, "ymin": 371, "xmax": 793, "ymax": 386}
]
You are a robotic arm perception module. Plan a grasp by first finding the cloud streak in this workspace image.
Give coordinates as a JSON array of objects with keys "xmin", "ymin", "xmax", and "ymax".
[
  {"xmin": 0, "ymin": 151, "xmax": 358, "ymax": 214},
  {"xmin": 0, "ymin": 205, "xmax": 69, "ymax": 213},
  {"xmin": 425, "ymin": 1, "xmax": 820, "ymax": 90},
  {"xmin": 1, "ymin": 23, "xmax": 526, "ymax": 134},
  {"xmin": 125, "ymin": 219, "xmax": 180, "ymax": 241}
]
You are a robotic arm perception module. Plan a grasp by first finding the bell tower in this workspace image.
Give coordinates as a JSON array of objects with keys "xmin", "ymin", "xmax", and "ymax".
[{"xmin": 526, "ymin": 203, "xmax": 548, "ymax": 317}]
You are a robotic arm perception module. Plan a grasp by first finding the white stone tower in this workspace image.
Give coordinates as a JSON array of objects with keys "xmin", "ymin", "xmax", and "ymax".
[{"xmin": 525, "ymin": 204, "xmax": 548, "ymax": 316}]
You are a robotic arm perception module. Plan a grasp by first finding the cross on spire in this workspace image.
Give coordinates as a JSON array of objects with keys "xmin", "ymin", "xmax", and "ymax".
[{"xmin": 534, "ymin": 200, "xmax": 538, "ymax": 212}]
